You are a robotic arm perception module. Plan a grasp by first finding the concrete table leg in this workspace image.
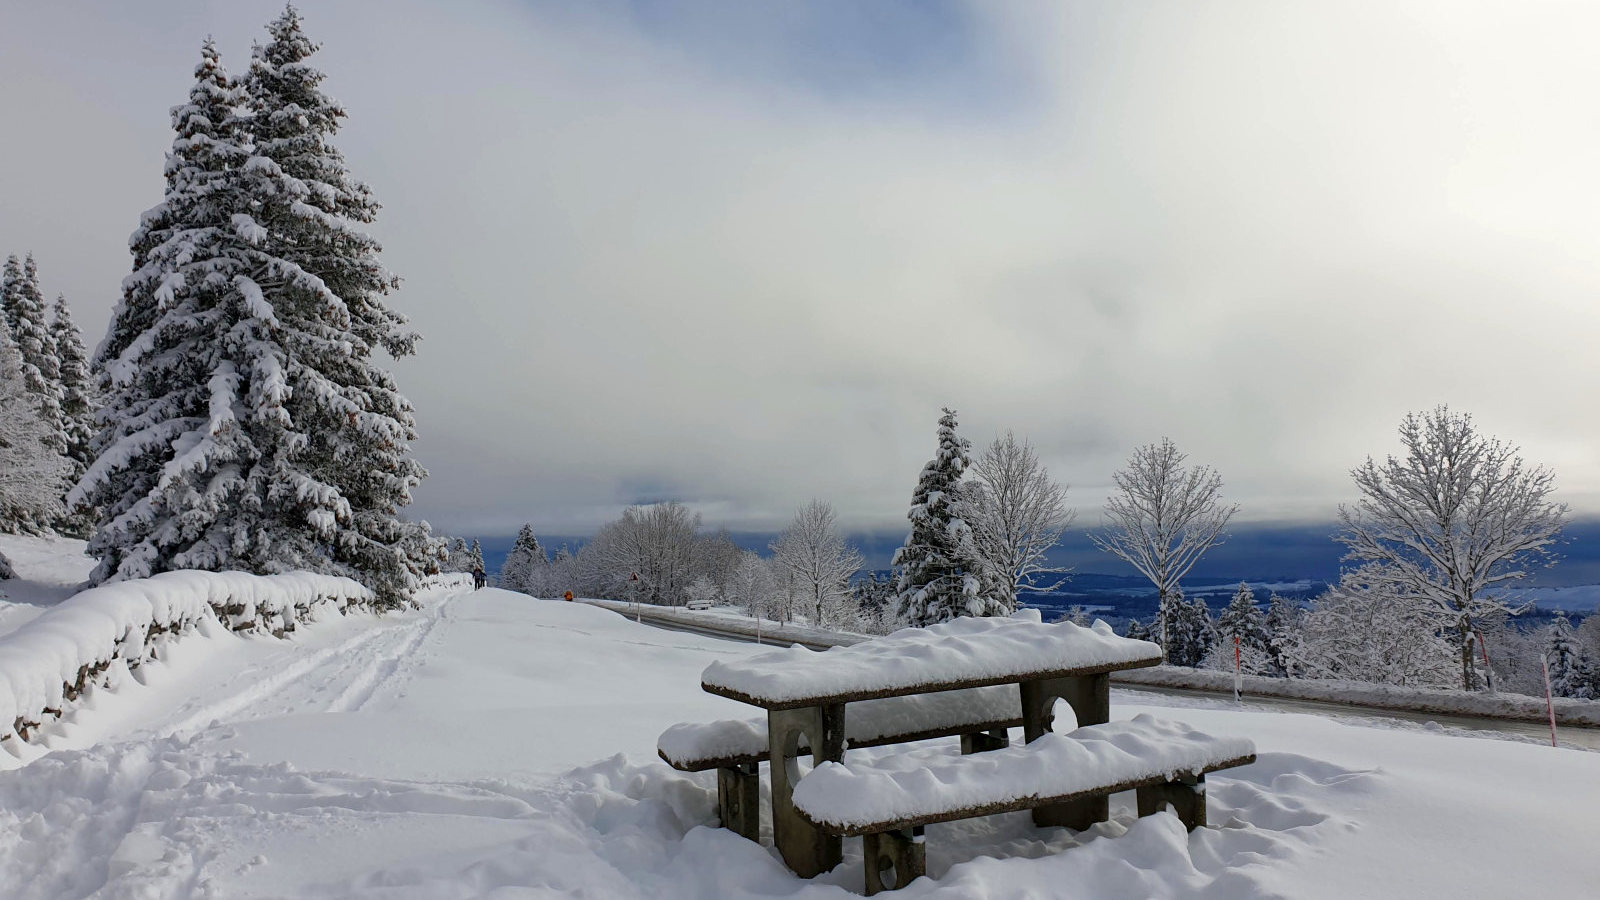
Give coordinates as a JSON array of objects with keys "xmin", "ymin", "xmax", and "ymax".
[
  {"xmin": 959, "ymin": 728, "xmax": 1010, "ymax": 754},
  {"xmin": 768, "ymin": 703, "xmax": 845, "ymax": 877},
  {"xmin": 1020, "ymin": 674, "xmax": 1111, "ymax": 830},
  {"xmin": 862, "ymin": 826, "xmax": 925, "ymax": 895},
  {"xmin": 717, "ymin": 762, "xmax": 760, "ymax": 842},
  {"xmin": 1137, "ymin": 773, "xmax": 1206, "ymax": 830}
]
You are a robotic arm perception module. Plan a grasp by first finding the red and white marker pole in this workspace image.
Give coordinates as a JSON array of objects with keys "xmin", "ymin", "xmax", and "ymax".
[
  {"xmin": 1233, "ymin": 635, "xmax": 1243, "ymax": 703},
  {"xmin": 1475, "ymin": 628, "xmax": 1495, "ymax": 693},
  {"xmin": 1541, "ymin": 656, "xmax": 1558, "ymax": 748}
]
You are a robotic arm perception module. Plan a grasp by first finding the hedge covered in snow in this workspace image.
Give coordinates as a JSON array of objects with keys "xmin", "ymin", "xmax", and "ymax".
[{"xmin": 0, "ymin": 570, "xmax": 372, "ymax": 743}]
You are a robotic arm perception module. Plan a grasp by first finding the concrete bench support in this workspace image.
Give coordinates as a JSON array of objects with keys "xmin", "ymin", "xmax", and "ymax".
[
  {"xmin": 717, "ymin": 762, "xmax": 760, "ymax": 841},
  {"xmin": 862, "ymin": 826, "xmax": 925, "ymax": 896},
  {"xmin": 1020, "ymin": 673, "xmax": 1110, "ymax": 830},
  {"xmin": 770, "ymin": 703, "xmax": 846, "ymax": 877},
  {"xmin": 959, "ymin": 728, "xmax": 1010, "ymax": 755},
  {"xmin": 1136, "ymin": 773, "xmax": 1206, "ymax": 830}
]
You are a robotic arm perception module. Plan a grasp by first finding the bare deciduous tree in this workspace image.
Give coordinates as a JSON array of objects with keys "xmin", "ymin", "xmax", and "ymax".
[
  {"xmin": 968, "ymin": 431, "xmax": 1075, "ymax": 610},
  {"xmin": 578, "ymin": 501, "xmax": 703, "ymax": 605},
  {"xmin": 1337, "ymin": 406, "xmax": 1567, "ymax": 691},
  {"xmin": 725, "ymin": 550, "xmax": 779, "ymax": 623},
  {"xmin": 1291, "ymin": 563, "xmax": 1458, "ymax": 688},
  {"xmin": 771, "ymin": 499, "xmax": 863, "ymax": 628},
  {"xmin": 1091, "ymin": 438, "xmax": 1237, "ymax": 659}
]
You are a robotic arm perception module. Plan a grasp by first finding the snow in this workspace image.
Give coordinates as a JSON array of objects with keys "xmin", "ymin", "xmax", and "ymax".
[
  {"xmin": 0, "ymin": 533, "xmax": 94, "ymax": 637},
  {"xmin": 0, "ymin": 582, "xmax": 1597, "ymax": 898},
  {"xmin": 1119, "ymin": 664, "xmax": 1600, "ymax": 727},
  {"xmin": 703, "ymin": 614, "xmax": 1161, "ymax": 706},
  {"xmin": 658, "ymin": 684, "xmax": 1020, "ymax": 768},
  {"xmin": 792, "ymin": 715, "xmax": 1254, "ymax": 831},
  {"xmin": 0, "ymin": 568, "xmax": 371, "ymax": 743}
]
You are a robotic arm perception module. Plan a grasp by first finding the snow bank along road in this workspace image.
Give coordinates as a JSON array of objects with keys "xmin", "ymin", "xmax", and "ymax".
[{"xmin": 1, "ymin": 588, "xmax": 1597, "ymax": 898}]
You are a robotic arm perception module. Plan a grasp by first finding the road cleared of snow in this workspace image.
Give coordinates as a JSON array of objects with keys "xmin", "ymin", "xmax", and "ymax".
[{"xmin": 1, "ymin": 588, "xmax": 1596, "ymax": 899}]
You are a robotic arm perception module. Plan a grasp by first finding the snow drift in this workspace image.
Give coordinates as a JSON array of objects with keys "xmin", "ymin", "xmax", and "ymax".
[{"xmin": 0, "ymin": 570, "xmax": 372, "ymax": 744}]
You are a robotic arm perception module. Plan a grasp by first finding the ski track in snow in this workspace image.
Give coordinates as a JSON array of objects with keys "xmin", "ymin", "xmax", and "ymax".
[{"xmin": 155, "ymin": 606, "xmax": 444, "ymax": 737}]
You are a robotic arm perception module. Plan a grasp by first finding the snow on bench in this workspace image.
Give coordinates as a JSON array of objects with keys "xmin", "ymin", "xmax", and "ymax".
[
  {"xmin": 791, "ymin": 714, "xmax": 1256, "ymax": 836},
  {"xmin": 658, "ymin": 684, "xmax": 1023, "ymax": 771},
  {"xmin": 0, "ymin": 570, "xmax": 373, "ymax": 744},
  {"xmin": 701, "ymin": 615, "xmax": 1161, "ymax": 709}
]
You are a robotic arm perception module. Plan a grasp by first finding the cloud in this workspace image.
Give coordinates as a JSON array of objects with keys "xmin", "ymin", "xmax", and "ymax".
[{"xmin": 3, "ymin": 1, "xmax": 1599, "ymax": 536}]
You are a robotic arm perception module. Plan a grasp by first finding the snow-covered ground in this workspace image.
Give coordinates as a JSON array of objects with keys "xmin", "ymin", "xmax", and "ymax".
[
  {"xmin": 1, "ymin": 587, "xmax": 1597, "ymax": 898},
  {"xmin": 0, "ymin": 533, "xmax": 94, "ymax": 637}
]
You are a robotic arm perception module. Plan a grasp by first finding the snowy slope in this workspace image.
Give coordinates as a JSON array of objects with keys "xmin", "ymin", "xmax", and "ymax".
[
  {"xmin": 0, "ymin": 588, "xmax": 1596, "ymax": 898},
  {"xmin": 0, "ymin": 533, "xmax": 94, "ymax": 637}
]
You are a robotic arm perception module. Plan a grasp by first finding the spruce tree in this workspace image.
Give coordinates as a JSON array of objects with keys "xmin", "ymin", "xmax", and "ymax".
[
  {"xmin": 75, "ymin": 39, "xmax": 256, "ymax": 585},
  {"xmin": 500, "ymin": 524, "xmax": 546, "ymax": 593},
  {"xmin": 239, "ymin": 6, "xmax": 431, "ymax": 602},
  {"xmin": 470, "ymin": 539, "xmax": 486, "ymax": 571},
  {"xmin": 1218, "ymin": 581, "xmax": 1269, "ymax": 655},
  {"xmin": 1165, "ymin": 594, "xmax": 1216, "ymax": 667},
  {"xmin": 80, "ymin": 20, "xmax": 432, "ymax": 606},
  {"xmin": 444, "ymin": 537, "xmax": 474, "ymax": 572},
  {"xmin": 0, "ymin": 316, "xmax": 69, "ymax": 532},
  {"xmin": 1, "ymin": 255, "xmax": 64, "ymax": 453},
  {"xmin": 1125, "ymin": 617, "xmax": 1151, "ymax": 642},
  {"xmin": 1545, "ymin": 613, "xmax": 1593, "ymax": 699},
  {"xmin": 893, "ymin": 408, "xmax": 1002, "ymax": 626},
  {"xmin": 51, "ymin": 294, "xmax": 97, "ymax": 472},
  {"xmin": 1264, "ymin": 593, "xmax": 1300, "ymax": 677}
]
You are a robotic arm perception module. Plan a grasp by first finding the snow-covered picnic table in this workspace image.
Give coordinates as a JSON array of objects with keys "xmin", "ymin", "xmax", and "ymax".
[{"xmin": 690, "ymin": 614, "xmax": 1176, "ymax": 885}]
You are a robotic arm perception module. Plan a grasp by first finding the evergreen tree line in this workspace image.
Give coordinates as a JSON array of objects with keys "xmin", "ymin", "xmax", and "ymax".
[
  {"xmin": 0, "ymin": 253, "xmax": 99, "ymax": 547},
  {"xmin": 7, "ymin": 7, "xmax": 441, "ymax": 605}
]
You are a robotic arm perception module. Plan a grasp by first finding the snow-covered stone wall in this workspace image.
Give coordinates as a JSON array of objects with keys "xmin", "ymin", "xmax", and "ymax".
[{"xmin": 0, "ymin": 570, "xmax": 372, "ymax": 743}]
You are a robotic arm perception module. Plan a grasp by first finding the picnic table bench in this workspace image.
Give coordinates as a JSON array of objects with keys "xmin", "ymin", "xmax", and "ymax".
[{"xmin": 660, "ymin": 614, "xmax": 1257, "ymax": 894}]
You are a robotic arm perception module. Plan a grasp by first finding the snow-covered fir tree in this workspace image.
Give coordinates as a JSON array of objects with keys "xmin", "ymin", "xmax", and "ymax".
[
  {"xmin": 499, "ymin": 524, "xmax": 547, "ymax": 593},
  {"xmin": 1218, "ymin": 582, "xmax": 1269, "ymax": 656},
  {"xmin": 892, "ymin": 408, "xmax": 1003, "ymax": 627},
  {"xmin": 77, "ymin": 23, "xmax": 432, "ymax": 606},
  {"xmin": 1124, "ymin": 617, "xmax": 1151, "ymax": 642},
  {"xmin": 0, "ymin": 254, "xmax": 64, "ymax": 454},
  {"xmin": 443, "ymin": 537, "xmax": 475, "ymax": 572},
  {"xmin": 851, "ymin": 570, "xmax": 897, "ymax": 631},
  {"xmin": 1264, "ymin": 593, "xmax": 1301, "ymax": 677},
  {"xmin": 1154, "ymin": 593, "xmax": 1214, "ymax": 667},
  {"xmin": 1544, "ymin": 613, "xmax": 1593, "ymax": 699},
  {"xmin": 0, "ymin": 316, "xmax": 69, "ymax": 534},
  {"xmin": 470, "ymin": 539, "xmax": 486, "ymax": 571},
  {"xmin": 50, "ymin": 294, "xmax": 97, "ymax": 474}
]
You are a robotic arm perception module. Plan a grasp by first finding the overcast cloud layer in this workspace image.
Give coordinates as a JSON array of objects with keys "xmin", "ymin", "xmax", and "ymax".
[{"xmin": 3, "ymin": 0, "xmax": 1599, "ymax": 536}]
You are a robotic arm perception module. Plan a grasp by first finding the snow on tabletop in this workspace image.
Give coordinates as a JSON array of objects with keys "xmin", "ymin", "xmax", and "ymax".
[
  {"xmin": 701, "ymin": 615, "xmax": 1161, "ymax": 706},
  {"xmin": 658, "ymin": 684, "xmax": 1022, "ymax": 768},
  {"xmin": 791, "ymin": 714, "xmax": 1256, "ymax": 831},
  {"xmin": 0, "ymin": 570, "xmax": 371, "ymax": 740}
]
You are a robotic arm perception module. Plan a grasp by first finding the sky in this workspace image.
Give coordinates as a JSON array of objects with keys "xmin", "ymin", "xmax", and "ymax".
[{"xmin": 3, "ymin": 1, "xmax": 1600, "ymax": 549}]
